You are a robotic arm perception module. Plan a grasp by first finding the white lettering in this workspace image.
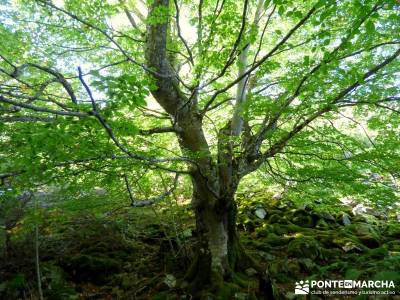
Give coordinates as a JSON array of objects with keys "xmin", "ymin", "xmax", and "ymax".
[{"xmin": 297, "ymin": 279, "xmax": 395, "ymax": 293}]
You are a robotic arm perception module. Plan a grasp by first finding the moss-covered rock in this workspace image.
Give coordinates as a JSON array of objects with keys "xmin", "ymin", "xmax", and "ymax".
[
  {"xmin": 313, "ymin": 211, "xmax": 336, "ymax": 223},
  {"xmin": 264, "ymin": 232, "xmax": 291, "ymax": 247},
  {"xmin": 291, "ymin": 210, "xmax": 314, "ymax": 228},
  {"xmin": 344, "ymin": 223, "xmax": 381, "ymax": 248},
  {"xmin": 298, "ymin": 258, "xmax": 317, "ymax": 272},
  {"xmin": 319, "ymin": 247, "xmax": 343, "ymax": 260},
  {"xmin": 236, "ymin": 195, "xmax": 400, "ymax": 298},
  {"xmin": 331, "ymin": 237, "xmax": 365, "ymax": 253},
  {"xmin": 314, "ymin": 232, "xmax": 337, "ymax": 248},
  {"xmin": 254, "ymin": 226, "xmax": 269, "ymax": 238},
  {"xmin": 287, "ymin": 259, "xmax": 301, "ymax": 274},
  {"xmin": 337, "ymin": 212, "xmax": 352, "ymax": 226},
  {"xmin": 287, "ymin": 236, "xmax": 321, "ymax": 259},
  {"xmin": 268, "ymin": 214, "xmax": 285, "ymax": 224},
  {"xmin": 67, "ymin": 254, "xmax": 121, "ymax": 284},
  {"xmin": 358, "ymin": 234, "xmax": 381, "ymax": 248},
  {"xmin": 383, "ymin": 240, "xmax": 400, "ymax": 251},
  {"xmin": 364, "ymin": 247, "xmax": 388, "ymax": 259},
  {"xmin": 250, "ymin": 240, "xmax": 271, "ymax": 252},
  {"xmin": 269, "ymin": 260, "xmax": 294, "ymax": 283},
  {"xmin": 269, "ymin": 223, "xmax": 291, "ymax": 235},
  {"xmin": 385, "ymin": 223, "xmax": 400, "ymax": 238},
  {"xmin": 315, "ymin": 219, "xmax": 329, "ymax": 229}
]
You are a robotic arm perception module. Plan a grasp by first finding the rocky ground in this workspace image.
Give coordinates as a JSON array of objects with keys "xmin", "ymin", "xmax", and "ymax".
[
  {"xmin": 0, "ymin": 194, "xmax": 399, "ymax": 299},
  {"xmin": 237, "ymin": 194, "xmax": 400, "ymax": 299}
]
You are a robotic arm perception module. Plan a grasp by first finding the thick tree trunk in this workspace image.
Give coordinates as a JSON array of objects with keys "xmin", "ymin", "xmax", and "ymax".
[
  {"xmin": 4, "ymin": 231, "xmax": 11, "ymax": 259},
  {"xmin": 184, "ymin": 177, "xmax": 274, "ymax": 298},
  {"xmin": 185, "ymin": 177, "xmax": 249, "ymax": 296},
  {"xmin": 186, "ymin": 197, "xmax": 238, "ymax": 288},
  {"xmin": 145, "ymin": 0, "xmax": 272, "ymax": 296}
]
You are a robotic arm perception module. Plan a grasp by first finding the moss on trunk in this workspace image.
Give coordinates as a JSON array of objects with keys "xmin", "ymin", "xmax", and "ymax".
[{"xmin": 185, "ymin": 192, "xmax": 273, "ymax": 299}]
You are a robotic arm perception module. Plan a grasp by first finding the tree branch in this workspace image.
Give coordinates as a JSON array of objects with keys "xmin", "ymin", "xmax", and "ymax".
[
  {"xmin": 14, "ymin": 63, "xmax": 78, "ymax": 104},
  {"xmin": 77, "ymin": 67, "xmax": 194, "ymax": 170},
  {"xmin": 173, "ymin": 0, "xmax": 194, "ymax": 65},
  {"xmin": 139, "ymin": 126, "xmax": 177, "ymax": 135},
  {"xmin": 251, "ymin": 3, "xmax": 382, "ymax": 149},
  {"xmin": 130, "ymin": 174, "xmax": 179, "ymax": 207},
  {"xmin": 0, "ymin": 116, "xmax": 54, "ymax": 123},
  {"xmin": 245, "ymin": 47, "xmax": 400, "ymax": 174},
  {"xmin": 122, "ymin": 5, "xmax": 138, "ymax": 29},
  {"xmin": 202, "ymin": 0, "xmax": 249, "ymax": 88},
  {"xmin": 35, "ymin": 0, "xmax": 164, "ymax": 77},
  {"xmin": 124, "ymin": 174, "xmax": 136, "ymax": 205},
  {"xmin": 202, "ymin": 4, "xmax": 317, "ymax": 112},
  {"xmin": 0, "ymin": 95, "xmax": 88, "ymax": 117}
]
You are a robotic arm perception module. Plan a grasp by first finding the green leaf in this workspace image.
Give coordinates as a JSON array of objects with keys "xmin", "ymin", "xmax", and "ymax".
[{"xmin": 365, "ymin": 20, "xmax": 375, "ymax": 34}]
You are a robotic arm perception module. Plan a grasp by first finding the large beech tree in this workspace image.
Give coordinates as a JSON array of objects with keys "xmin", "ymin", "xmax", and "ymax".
[{"xmin": 1, "ymin": 0, "xmax": 399, "ymax": 296}]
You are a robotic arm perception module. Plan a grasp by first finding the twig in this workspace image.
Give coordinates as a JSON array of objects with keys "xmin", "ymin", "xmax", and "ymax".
[
  {"xmin": 130, "ymin": 174, "xmax": 179, "ymax": 207},
  {"xmin": 124, "ymin": 174, "xmax": 136, "ymax": 205},
  {"xmin": 34, "ymin": 195, "xmax": 44, "ymax": 300}
]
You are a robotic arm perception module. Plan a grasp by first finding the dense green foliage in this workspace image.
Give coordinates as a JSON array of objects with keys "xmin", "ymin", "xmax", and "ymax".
[
  {"xmin": 0, "ymin": 0, "xmax": 399, "ymax": 203},
  {"xmin": 0, "ymin": 0, "xmax": 399, "ymax": 298}
]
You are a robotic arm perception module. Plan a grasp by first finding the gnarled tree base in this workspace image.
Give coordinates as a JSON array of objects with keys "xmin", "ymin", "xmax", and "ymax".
[{"xmin": 183, "ymin": 236, "xmax": 273, "ymax": 299}]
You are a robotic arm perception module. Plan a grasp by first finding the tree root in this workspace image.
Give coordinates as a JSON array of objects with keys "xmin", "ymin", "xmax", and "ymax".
[{"xmin": 182, "ymin": 243, "xmax": 274, "ymax": 299}]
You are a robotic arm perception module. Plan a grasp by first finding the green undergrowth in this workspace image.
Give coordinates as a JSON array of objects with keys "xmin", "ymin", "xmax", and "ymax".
[
  {"xmin": 0, "ymin": 203, "xmax": 195, "ymax": 299},
  {"xmin": 0, "ymin": 193, "xmax": 399, "ymax": 299}
]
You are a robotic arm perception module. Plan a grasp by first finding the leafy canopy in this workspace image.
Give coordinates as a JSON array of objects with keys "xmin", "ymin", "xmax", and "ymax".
[{"xmin": 0, "ymin": 0, "xmax": 399, "ymax": 209}]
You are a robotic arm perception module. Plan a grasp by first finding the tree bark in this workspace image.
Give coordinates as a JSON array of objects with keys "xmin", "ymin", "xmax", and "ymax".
[
  {"xmin": 185, "ymin": 178, "xmax": 242, "ymax": 294},
  {"xmin": 185, "ymin": 178, "xmax": 274, "ymax": 298},
  {"xmin": 145, "ymin": 0, "xmax": 272, "ymax": 297}
]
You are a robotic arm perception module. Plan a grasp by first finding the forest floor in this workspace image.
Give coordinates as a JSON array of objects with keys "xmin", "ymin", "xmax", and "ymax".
[{"xmin": 1, "ymin": 193, "xmax": 399, "ymax": 299}]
